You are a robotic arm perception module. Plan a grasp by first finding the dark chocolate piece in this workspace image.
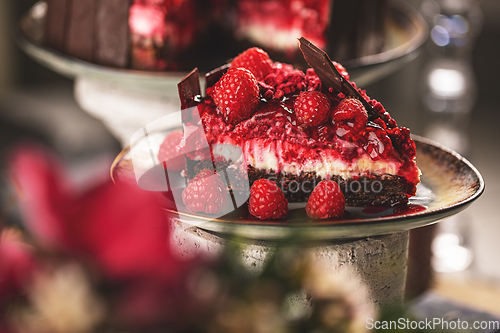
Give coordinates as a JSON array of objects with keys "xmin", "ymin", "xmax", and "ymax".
[
  {"xmin": 44, "ymin": 0, "xmax": 70, "ymax": 52},
  {"xmin": 65, "ymin": 0, "xmax": 96, "ymax": 62},
  {"xmin": 178, "ymin": 68, "xmax": 202, "ymax": 178},
  {"xmin": 94, "ymin": 0, "xmax": 130, "ymax": 68},
  {"xmin": 205, "ymin": 63, "xmax": 230, "ymax": 89},
  {"xmin": 178, "ymin": 68, "xmax": 201, "ymax": 110},
  {"xmin": 298, "ymin": 37, "xmax": 381, "ymax": 122}
]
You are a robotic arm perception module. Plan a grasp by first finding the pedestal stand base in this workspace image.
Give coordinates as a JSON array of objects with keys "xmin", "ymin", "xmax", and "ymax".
[
  {"xmin": 74, "ymin": 77, "xmax": 181, "ymax": 146},
  {"xmin": 170, "ymin": 219, "xmax": 409, "ymax": 310}
]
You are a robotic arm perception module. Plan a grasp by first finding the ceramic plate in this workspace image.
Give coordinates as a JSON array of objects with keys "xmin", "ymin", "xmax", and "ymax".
[
  {"xmin": 111, "ymin": 134, "xmax": 484, "ymax": 241},
  {"xmin": 15, "ymin": 1, "xmax": 427, "ymax": 89}
]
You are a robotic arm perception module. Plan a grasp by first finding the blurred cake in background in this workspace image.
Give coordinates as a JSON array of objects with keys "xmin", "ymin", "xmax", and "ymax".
[
  {"xmin": 233, "ymin": 0, "xmax": 388, "ymax": 63},
  {"xmin": 129, "ymin": 0, "xmax": 202, "ymax": 70},
  {"xmin": 42, "ymin": 0, "xmax": 389, "ymax": 71},
  {"xmin": 233, "ymin": 0, "xmax": 332, "ymax": 54}
]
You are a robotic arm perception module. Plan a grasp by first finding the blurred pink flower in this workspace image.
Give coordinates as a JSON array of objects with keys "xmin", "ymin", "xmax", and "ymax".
[
  {"xmin": 9, "ymin": 145, "xmax": 205, "ymax": 327},
  {"xmin": 10, "ymin": 145, "xmax": 186, "ymax": 283},
  {"xmin": 0, "ymin": 230, "xmax": 36, "ymax": 303}
]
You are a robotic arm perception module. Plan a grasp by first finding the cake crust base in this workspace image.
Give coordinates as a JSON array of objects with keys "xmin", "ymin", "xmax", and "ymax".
[{"xmin": 192, "ymin": 161, "xmax": 410, "ymax": 207}]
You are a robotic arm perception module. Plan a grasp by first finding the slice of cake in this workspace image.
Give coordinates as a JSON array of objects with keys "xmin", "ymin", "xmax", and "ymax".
[{"xmin": 177, "ymin": 41, "xmax": 419, "ymax": 207}]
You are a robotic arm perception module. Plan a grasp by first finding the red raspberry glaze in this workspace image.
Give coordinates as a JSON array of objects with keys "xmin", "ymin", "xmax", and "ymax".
[
  {"xmin": 332, "ymin": 98, "xmax": 368, "ymax": 131},
  {"xmin": 182, "ymin": 169, "xmax": 228, "ymax": 214},
  {"xmin": 231, "ymin": 47, "xmax": 273, "ymax": 80},
  {"xmin": 212, "ymin": 68, "xmax": 260, "ymax": 125},
  {"xmin": 306, "ymin": 180, "xmax": 345, "ymax": 219},
  {"xmin": 332, "ymin": 61, "xmax": 350, "ymax": 80},
  {"xmin": 249, "ymin": 179, "xmax": 288, "ymax": 219}
]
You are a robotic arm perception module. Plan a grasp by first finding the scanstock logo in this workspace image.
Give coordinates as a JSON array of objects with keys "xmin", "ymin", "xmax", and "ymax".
[{"xmin": 129, "ymin": 107, "xmax": 251, "ymax": 225}]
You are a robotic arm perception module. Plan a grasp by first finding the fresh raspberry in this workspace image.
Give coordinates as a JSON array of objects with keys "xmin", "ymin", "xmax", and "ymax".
[
  {"xmin": 231, "ymin": 47, "xmax": 273, "ymax": 80},
  {"xmin": 158, "ymin": 130, "xmax": 185, "ymax": 172},
  {"xmin": 306, "ymin": 180, "xmax": 345, "ymax": 219},
  {"xmin": 332, "ymin": 98, "xmax": 368, "ymax": 131},
  {"xmin": 182, "ymin": 169, "xmax": 228, "ymax": 214},
  {"xmin": 212, "ymin": 68, "xmax": 260, "ymax": 125},
  {"xmin": 249, "ymin": 179, "xmax": 288, "ymax": 220},
  {"xmin": 294, "ymin": 91, "xmax": 331, "ymax": 127}
]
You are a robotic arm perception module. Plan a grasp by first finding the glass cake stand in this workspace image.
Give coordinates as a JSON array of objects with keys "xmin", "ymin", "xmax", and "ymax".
[{"xmin": 111, "ymin": 129, "xmax": 484, "ymax": 241}]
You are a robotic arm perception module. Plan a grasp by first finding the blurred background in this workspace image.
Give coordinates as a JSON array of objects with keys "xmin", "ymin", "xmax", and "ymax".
[{"xmin": 0, "ymin": 0, "xmax": 499, "ymax": 318}]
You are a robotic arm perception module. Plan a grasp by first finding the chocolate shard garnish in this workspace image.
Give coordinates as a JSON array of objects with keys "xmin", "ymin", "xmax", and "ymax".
[
  {"xmin": 94, "ymin": 0, "xmax": 130, "ymax": 68},
  {"xmin": 65, "ymin": 0, "xmax": 96, "ymax": 62},
  {"xmin": 298, "ymin": 37, "xmax": 380, "ymax": 122},
  {"xmin": 178, "ymin": 68, "xmax": 201, "ymax": 111},
  {"xmin": 44, "ymin": 0, "xmax": 70, "ymax": 52},
  {"xmin": 205, "ymin": 63, "xmax": 230, "ymax": 89},
  {"xmin": 177, "ymin": 68, "xmax": 204, "ymax": 179}
]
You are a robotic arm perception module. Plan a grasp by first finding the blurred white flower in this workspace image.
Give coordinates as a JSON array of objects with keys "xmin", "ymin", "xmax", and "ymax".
[
  {"xmin": 302, "ymin": 254, "xmax": 376, "ymax": 333},
  {"xmin": 15, "ymin": 264, "xmax": 105, "ymax": 333}
]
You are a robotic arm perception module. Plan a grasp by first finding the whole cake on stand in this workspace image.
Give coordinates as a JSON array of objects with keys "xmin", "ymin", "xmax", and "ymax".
[{"xmin": 42, "ymin": 0, "xmax": 390, "ymax": 70}]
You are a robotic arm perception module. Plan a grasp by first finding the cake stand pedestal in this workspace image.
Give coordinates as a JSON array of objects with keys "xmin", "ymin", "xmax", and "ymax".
[
  {"xmin": 74, "ymin": 77, "xmax": 181, "ymax": 146},
  {"xmin": 171, "ymin": 219, "xmax": 409, "ymax": 310}
]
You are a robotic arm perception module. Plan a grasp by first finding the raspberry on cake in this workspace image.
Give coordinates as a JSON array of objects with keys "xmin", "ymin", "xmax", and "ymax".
[
  {"xmin": 306, "ymin": 180, "xmax": 345, "ymax": 219},
  {"xmin": 231, "ymin": 47, "xmax": 273, "ymax": 80},
  {"xmin": 182, "ymin": 169, "xmax": 228, "ymax": 214},
  {"xmin": 249, "ymin": 179, "xmax": 288, "ymax": 220},
  {"xmin": 294, "ymin": 91, "xmax": 331, "ymax": 127},
  {"xmin": 212, "ymin": 68, "xmax": 260, "ymax": 125},
  {"xmin": 178, "ymin": 43, "xmax": 420, "ymax": 207}
]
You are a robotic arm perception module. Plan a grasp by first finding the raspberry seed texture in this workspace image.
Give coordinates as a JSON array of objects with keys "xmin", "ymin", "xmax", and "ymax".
[
  {"xmin": 306, "ymin": 180, "xmax": 345, "ymax": 219},
  {"xmin": 249, "ymin": 179, "xmax": 288, "ymax": 220},
  {"xmin": 212, "ymin": 67, "xmax": 260, "ymax": 125},
  {"xmin": 182, "ymin": 169, "xmax": 228, "ymax": 215}
]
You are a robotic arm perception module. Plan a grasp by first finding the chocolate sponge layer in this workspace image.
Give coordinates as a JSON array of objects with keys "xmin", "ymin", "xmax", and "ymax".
[{"xmin": 191, "ymin": 160, "xmax": 409, "ymax": 207}]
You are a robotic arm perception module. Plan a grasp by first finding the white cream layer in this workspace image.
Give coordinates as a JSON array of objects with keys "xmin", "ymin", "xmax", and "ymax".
[{"xmin": 210, "ymin": 139, "xmax": 401, "ymax": 179}]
